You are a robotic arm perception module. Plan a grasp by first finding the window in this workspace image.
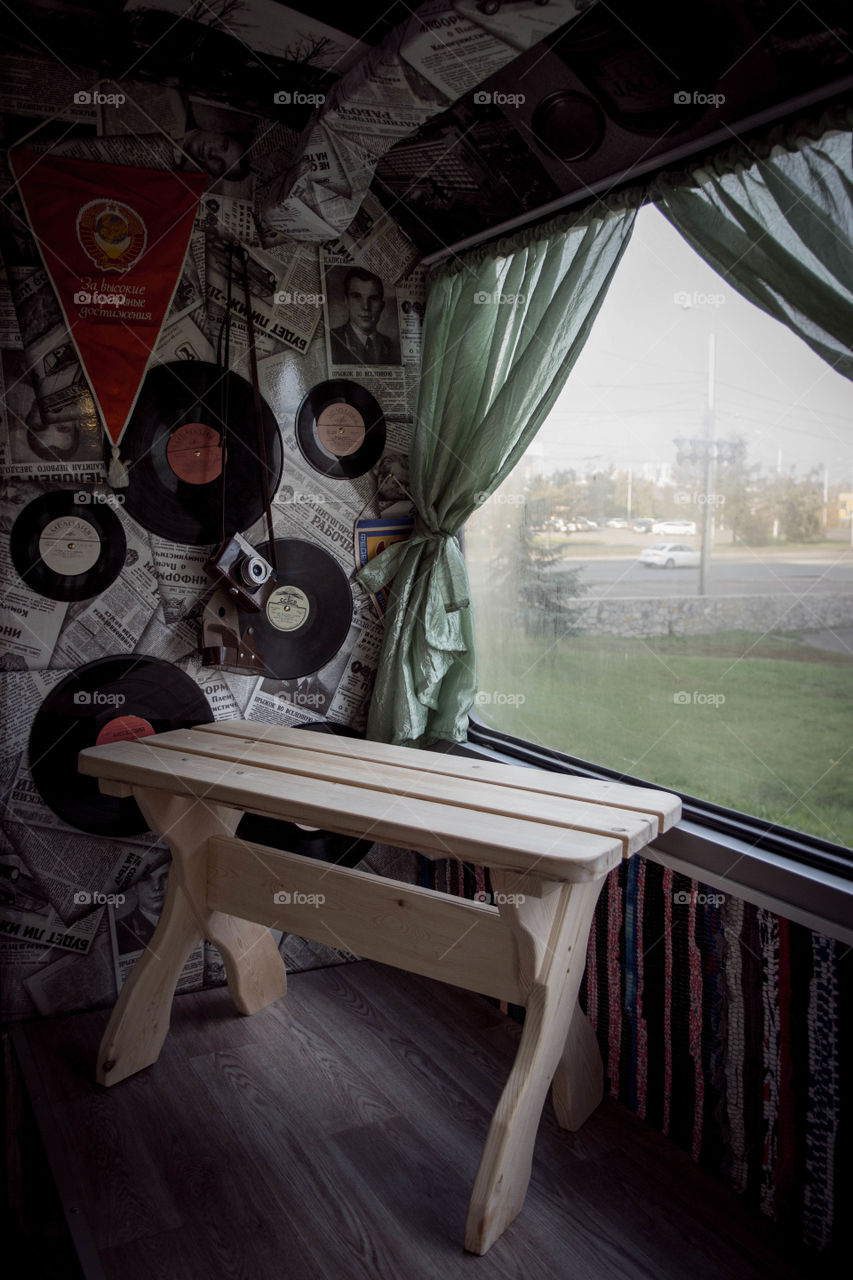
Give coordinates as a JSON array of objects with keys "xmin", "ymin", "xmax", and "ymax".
[{"xmin": 465, "ymin": 204, "xmax": 852, "ymax": 853}]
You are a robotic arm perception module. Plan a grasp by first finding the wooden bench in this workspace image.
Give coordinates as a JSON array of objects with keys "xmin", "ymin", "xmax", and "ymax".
[{"xmin": 78, "ymin": 720, "xmax": 680, "ymax": 1254}]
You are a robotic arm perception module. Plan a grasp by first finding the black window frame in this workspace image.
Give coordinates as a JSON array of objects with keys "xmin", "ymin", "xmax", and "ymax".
[{"xmin": 461, "ymin": 716, "xmax": 853, "ymax": 944}]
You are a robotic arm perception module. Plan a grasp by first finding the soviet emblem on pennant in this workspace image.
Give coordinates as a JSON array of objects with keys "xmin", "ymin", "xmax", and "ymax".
[{"xmin": 76, "ymin": 200, "xmax": 147, "ymax": 272}]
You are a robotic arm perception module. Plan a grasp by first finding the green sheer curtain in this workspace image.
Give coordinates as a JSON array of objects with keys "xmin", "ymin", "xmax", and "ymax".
[
  {"xmin": 655, "ymin": 105, "xmax": 853, "ymax": 381},
  {"xmin": 357, "ymin": 199, "xmax": 638, "ymax": 746}
]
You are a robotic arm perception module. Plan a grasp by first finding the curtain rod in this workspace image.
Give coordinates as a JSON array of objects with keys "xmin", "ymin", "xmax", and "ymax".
[{"xmin": 419, "ymin": 74, "xmax": 853, "ymax": 268}]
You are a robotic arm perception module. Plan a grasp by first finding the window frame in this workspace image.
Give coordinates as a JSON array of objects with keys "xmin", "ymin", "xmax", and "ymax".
[
  {"xmin": 454, "ymin": 118, "xmax": 853, "ymax": 944},
  {"xmin": 457, "ymin": 719, "xmax": 853, "ymax": 946}
]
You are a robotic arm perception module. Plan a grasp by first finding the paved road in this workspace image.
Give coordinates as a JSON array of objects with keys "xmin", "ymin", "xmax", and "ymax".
[{"xmin": 553, "ymin": 554, "xmax": 853, "ymax": 598}]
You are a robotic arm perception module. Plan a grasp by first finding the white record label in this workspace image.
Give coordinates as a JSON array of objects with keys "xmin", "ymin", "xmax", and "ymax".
[
  {"xmin": 38, "ymin": 516, "xmax": 101, "ymax": 575},
  {"xmin": 266, "ymin": 585, "xmax": 310, "ymax": 632}
]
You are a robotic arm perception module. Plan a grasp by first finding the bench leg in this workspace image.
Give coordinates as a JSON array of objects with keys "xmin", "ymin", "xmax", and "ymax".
[
  {"xmin": 464, "ymin": 874, "xmax": 605, "ymax": 1254},
  {"xmin": 205, "ymin": 911, "xmax": 289, "ymax": 1016},
  {"xmin": 551, "ymin": 1004, "xmax": 604, "ymax": 1132},
  {"xmin": 97, "ymin": 790, "xmax": 287, "ymax": 1086}
]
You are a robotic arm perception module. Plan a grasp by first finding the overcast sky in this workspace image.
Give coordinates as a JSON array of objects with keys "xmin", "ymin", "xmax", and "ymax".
[{"xmin": 531, "ymin": 204, "xmax": 851, "ymax": 486}]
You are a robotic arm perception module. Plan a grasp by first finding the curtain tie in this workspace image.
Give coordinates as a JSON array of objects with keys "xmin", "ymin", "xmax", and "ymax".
[
  {"xmin": 355, "ymin": 518, "xmax": 465, "ymax": 611},
  {"xmin": 411, "ymin": 516, "xmax": 456, "ymax": 542}
]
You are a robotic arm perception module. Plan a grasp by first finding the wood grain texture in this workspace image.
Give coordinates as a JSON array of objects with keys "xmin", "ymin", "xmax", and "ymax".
[
  {"xmin": 465, "ymin": 876, "xmax": 605, "ymax": 1254},
  {"xmin": 78, "ymin": 739, "xmax": 626, "ymax": 880},
  {"xmin": 138, "ymin": 727, "xmax": 660, "ymax": 855},
  {"xmin": 207, "ymin": 836, "xmax": 526, "ymax": 1004},
  {"xmin": 17, "ymin": 966, "xmax": 817, "ymax": 1280},
  {"xmin": 96, "ymin": 793, "xmax": 285, "ymax": 1086},
  {"xmin": 551, "ymin": 1004, "xmax": 605, "ymax": 1132},
  {"xmin": 196, "ymin": 720, "xmax": 682, "ymax": 827}
]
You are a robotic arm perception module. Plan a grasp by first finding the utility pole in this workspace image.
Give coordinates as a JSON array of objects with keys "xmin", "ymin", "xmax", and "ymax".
[
  {"xmin": 626, "ymin": 466, "xmax": 632, "ymax": 523},
  {"xmin": 698, "ymin": 332, "xmax": 716, "ymax": 597},
  {"xmin": 772, "ymin": 448, "xmax": 781, "ymax": 541}
]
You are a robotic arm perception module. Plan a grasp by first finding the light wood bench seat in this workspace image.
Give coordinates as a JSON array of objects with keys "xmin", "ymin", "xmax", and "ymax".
[{"xmin": 78, "ymin": 719, "xmax": 680, "ymax": 1254}]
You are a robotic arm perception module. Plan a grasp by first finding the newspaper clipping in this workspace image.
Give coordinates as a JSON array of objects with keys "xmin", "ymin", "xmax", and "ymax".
[{"xmin": 0, "ymin": 48, "xmax": 417, "ymax": 1021}]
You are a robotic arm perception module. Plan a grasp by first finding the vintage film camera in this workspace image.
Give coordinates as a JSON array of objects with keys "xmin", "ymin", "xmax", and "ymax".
[{"xmin": 200, "ymin": 533, "xmax": 276, "ymax": 673}]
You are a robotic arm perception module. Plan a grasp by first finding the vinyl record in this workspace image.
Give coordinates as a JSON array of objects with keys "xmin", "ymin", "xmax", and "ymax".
[
  {"xmin": 295, "ymin": 380, "xmax": 385, "ymax": 479},
  {"xmin": 239, "ymin": 538, "xmax": 353, "ymax": 680},
  {"xmin": 237, "ymin": 722, "xmax": 372, "ymax": 868},
  {"xmin": 531, "ymin": 91, "xmax": 606, "ymax": 161},
  {"xmin": 119, "ymin": 361, "xmax": 282, "ymax": 544},
  {"xmin": 10, "ymin": 490, "xmax": 126, "ymax": 602},
  {"xmin": 29, "ymin": 655, "xmax": 213, "ymax": 836}
]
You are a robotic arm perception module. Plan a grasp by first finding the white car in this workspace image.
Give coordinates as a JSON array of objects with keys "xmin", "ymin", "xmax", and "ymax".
[
  {"xmin": 639, "ymin": 543, "xmax": 701, "ymax": 569},
  {"xmin": 652, "ymin": 519, "xmax": 697, "ymax": 535}
]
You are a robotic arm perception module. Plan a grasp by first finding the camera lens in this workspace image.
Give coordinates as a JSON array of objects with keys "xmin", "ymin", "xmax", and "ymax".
[{"xmin": 240, "ymin": 555, "xmax": 271, "ymax": 588}]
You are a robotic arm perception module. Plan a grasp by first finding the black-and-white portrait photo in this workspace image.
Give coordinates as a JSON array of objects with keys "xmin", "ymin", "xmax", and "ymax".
[{"xmin": 326, "ymin": 266, "xmax": 401, "ymax": 367}]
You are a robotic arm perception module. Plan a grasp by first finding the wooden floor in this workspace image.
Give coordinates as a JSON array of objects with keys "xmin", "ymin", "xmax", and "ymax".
[{"xmin": 12, "ymin": 960, "xmax": 830, "ymax": 1280}]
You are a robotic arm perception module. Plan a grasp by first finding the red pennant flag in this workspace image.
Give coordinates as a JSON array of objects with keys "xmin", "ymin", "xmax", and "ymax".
[{"xmin": 9, "ymin": 150, "xmax": 208, "ymax": 484}]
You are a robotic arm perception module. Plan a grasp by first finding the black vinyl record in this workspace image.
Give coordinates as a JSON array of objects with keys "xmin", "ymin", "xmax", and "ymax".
[
  {"xmin": 29, "ymin": 655, "xmax": 214, "ymax": 836},
  {"xmin": 239, "ymin": 538, "xmax": 353, "ymax": 680},
  {"xmin": 10, "ymin": 490, "xmax": 126, "ymax": 602},
  {"xmin": 295, "ymin": 379, "xmax": 385, "ymax": 479},
  {"xmin": 237, "ymin": 723, "xmax": 372, "ymax": 869},
  {"xmin": 119, "ymin": 361, "xmax": 282, "ymax": 545}
]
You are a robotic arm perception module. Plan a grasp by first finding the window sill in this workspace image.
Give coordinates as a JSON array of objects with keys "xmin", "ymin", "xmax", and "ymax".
[{"xmin": 439, "ymin": 733, "xmax": 853, "ymax": 946}]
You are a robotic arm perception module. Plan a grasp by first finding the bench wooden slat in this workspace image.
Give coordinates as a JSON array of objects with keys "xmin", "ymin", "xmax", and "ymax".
[
  {"xmin": 140, "ymin": 728, "xmax": 658, "ymax": 855},
  {"xmin": 196, "ymin": 720, "xmax": 681, "ymax": 827},
  {"xmin": 207, "ymin": 838, "xmax": 527, "ymax": 1005},
  {"xmin": 78, "ymin": 738, "xmax": 624, "ymax": 880}
]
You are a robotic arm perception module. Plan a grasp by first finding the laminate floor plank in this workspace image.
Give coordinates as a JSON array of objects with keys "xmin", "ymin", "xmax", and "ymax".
[
  {"xmin": 186, "ymin": 1046, "xmax": 449, "ymax": 1280},
  {"xmin": 190, "ymin": 1008, "xmax": 400, "ymax": 1139},
  {"xmin": 341, "ymin": 965, "xmax": 813, "ymax": 1280},
  {"xmin": 266, "ymin": 964, "xmax": 499, "ymax": 1153},
  {"xmin": 303, "ymin": 967, "xmax": 790, "ymax": 1280},
  {"xmin": 16, "ymin": 960, "xmax": 827, "ymax": 1280}
]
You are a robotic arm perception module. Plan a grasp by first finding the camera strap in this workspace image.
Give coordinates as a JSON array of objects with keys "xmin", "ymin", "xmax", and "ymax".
[
  {"xmin": 237, "ymin": 245, "xmax": 278, "ymax": 572},
  {"xmin": 214, "ymin": 240, "xmax": 278, "ymax": 566},
  {"xmin": 199, "ymin": 240, "xmax": 279, "ymax": 674}
]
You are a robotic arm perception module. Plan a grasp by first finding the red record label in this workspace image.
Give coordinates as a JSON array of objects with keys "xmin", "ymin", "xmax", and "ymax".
[
  {"xmin": 95, "ymin": 715, "xmax": 156, "ymax": 746},
  {"xmin": 166, "ymin": 422, "xmax": 223, "ymax": 484}
]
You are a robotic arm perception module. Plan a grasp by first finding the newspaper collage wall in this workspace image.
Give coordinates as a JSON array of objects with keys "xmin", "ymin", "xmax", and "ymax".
[{"xmin": 0, "ymin": 54, "xmax": 425, "ymax": 1022}]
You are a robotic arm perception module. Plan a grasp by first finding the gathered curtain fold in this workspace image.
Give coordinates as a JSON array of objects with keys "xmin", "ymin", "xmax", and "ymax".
[
  {"xmin": 357, "ymin": 201, "xmax": 638, "ymax": 745},
  {"xmin": 654, "ymin": 105, "xmax": 853, "ymax": 382}
]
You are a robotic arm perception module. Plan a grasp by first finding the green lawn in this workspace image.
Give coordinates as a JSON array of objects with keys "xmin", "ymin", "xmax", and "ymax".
[{"xmin": 473, "ymin": 625, "xmax": 853, "ymax": 849}]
